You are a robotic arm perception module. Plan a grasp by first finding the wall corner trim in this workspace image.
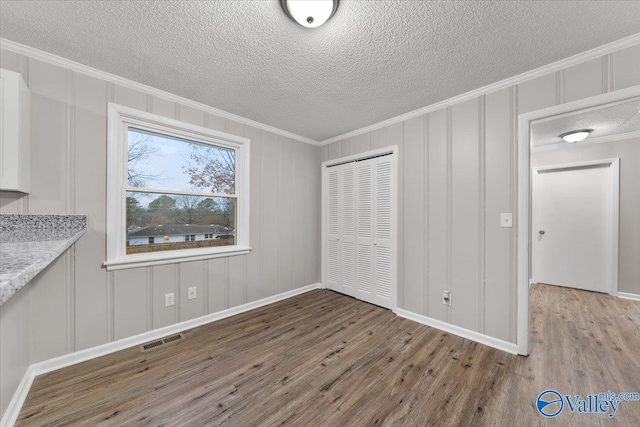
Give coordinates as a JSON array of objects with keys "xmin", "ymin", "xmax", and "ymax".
[
  {"xmin": 0, "ymin": 38, "xmax": 319, "ymax": 146},
  {"xmin": 395, "ymin": 309, "xmax": 519, "ymax": 355},
  {"xmin": 618, "ymin": 292, "xmax": 640, "ymax": 302},
  {"xmin": 0, "ymin": 283, "xmax": 322, "ymax": 427},
  {"xmin": 0, "ymin": 366, "xmax": 35, "ymax": 427}
]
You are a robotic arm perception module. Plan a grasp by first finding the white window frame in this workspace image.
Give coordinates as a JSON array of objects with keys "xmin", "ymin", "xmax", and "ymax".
[{"xmin": 105, "ymin": 103, "xmax": 250, "ymax": 271}]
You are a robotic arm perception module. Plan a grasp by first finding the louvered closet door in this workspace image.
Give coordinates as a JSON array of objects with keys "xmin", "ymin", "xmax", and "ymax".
[
  {"xmin": 354, "ymin": 160, "xmax": 375, "ymax": 304},
  {"xmin": 326, "ymin": 166, "xmax": 341, "ymax": 290},
  {"xmin": 339, "ymin": 165, "xmax": 356, "ymax": 295},
  {"xmin": 325, "ymin": 152, "xmax": 396, "ymax": 310},
  {"xmin": 372, "ymin": 156, "xmax": 395, "ymax": 309}
]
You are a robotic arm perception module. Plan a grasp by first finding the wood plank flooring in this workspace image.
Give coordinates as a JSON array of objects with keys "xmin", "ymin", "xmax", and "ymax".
[{"xmin": 16, "ymin": 284, "xmax": 640, "ymax": 426}]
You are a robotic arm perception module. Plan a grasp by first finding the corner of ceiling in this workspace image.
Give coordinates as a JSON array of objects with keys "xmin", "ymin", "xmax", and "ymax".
[
  {"xmin": 316, "ymin": 32, "xmax": 640, "ymax": 147},
  {"xmin": 2, "ymin": 32, "xmax": 640, "ymax": 149},
  {"xmin": 0, "ymin": 37, "xmax": 322, "ymax": 147}
]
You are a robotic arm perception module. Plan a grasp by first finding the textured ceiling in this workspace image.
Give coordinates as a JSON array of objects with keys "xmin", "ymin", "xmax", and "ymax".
[
  {"xmin": 1, "ymin": 1, "xmax": 640, "ymax": 142},
  {"xmin": 531, "ymin": 97, "xmax": 640, "ymax": 147}
]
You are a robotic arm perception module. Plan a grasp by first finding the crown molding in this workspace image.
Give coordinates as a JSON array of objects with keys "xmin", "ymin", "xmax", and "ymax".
[
  {"xmin": 3, "ymin": 32, "xmax": 639, "ymax": 149},
  {"xmin": 0, "ymin": 38, "xmax": 320, "ymax": 146},
  {"xmin": 318, "ymin": 32, "xmax": 640, "ymax": 146}
]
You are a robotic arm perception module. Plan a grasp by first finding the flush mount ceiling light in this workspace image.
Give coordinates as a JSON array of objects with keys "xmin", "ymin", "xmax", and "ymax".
[
  {"xmin": 280, "ymin": 0, "xmax": 339, "ymax": 28},
  {"xmin": 559, "ymin": 129, "xmax": 593, "ymax": 143}
]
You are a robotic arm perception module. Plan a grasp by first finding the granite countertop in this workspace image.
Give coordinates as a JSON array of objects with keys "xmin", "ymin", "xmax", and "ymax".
[{"xmin": 0, "ymin": 214, "xmax": 87, "ymax": 305}]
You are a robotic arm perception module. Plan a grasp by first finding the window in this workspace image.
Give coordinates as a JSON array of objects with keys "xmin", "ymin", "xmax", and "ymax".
[{"xmin": 105, "ymin": 103, "xmax": 250, "ymax": 270}]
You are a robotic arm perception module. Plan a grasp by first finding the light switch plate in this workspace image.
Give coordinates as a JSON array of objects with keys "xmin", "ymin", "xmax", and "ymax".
[
  {"xmin": 501, "ymin": 213, "xmax": 513, "ymax": 228},
  {"xmin": 188, "ymin": 287, "xmax": 197, "ymax": 300}
]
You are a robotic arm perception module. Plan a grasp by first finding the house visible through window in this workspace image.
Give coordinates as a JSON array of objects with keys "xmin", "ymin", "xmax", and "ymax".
[
  {"xmin": 125, "ymin": 127, "xmax": 237, "ymax": 254},
  {"xmin": 106, "ymin": 103, "xmax": 250, "ymax": 270}
]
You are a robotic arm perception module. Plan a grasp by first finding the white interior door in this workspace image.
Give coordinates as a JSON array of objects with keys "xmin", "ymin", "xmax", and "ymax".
[
  {"xmin": 324, "ymin": 149, "xmax": 397, "ymax": 310},
  {"xmin": 533, "ymin": 161, "xmax": 618, "ymax": 293},
  {"xmin": 340, "ymin": 164, "xmax": 356, "ymax": 296},
  {"xmin": 372, "ymin": 156, "xmax": 394, "ymax": 308},
  {"xmin": 326, "ymin": 166, "xmax": 341, "ymax": 290},
  {"xmin": 355, "ymin": 160, "xmax": 375, "ymax": 304}
]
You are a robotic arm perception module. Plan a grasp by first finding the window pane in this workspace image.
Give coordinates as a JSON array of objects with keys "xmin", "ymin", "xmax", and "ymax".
[
  {"xmin": 127, "ymin": 128, "xmax": 235, "ymax": 194},
  {"xmin": 126, "ymin": 191, "xmax": 236, "ymax": 254}
]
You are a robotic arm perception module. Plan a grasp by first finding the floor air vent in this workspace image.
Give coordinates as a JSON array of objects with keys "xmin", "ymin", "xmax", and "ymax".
[
  {"xmin": 141, "ymin": 333, "xmax": 184, "ymax": 352},
  {"xmin": 162, "ymin": 334, "xmax": 183, "ymax": 344},
  {"xmin": 142, "ymin": 340, "xmax": 164, "ymax": 351}
]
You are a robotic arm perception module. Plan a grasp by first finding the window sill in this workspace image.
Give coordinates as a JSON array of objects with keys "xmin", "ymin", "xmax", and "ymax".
[{"xmin": 103, "ymin": 245, "xmax": 251, "ymax": 271}]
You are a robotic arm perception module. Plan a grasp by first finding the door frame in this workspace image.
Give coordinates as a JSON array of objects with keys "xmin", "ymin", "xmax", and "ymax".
[
  {"xmin": 517, "ymin": 85, "xmax": 640, "ymax": 356},
  {"xmin": 531, "ymin": 158, "xmax": 620, "ymax": 294},
  {"xmin": 320, "ymin": 145, "xmax": 399, "ymax": 311}
]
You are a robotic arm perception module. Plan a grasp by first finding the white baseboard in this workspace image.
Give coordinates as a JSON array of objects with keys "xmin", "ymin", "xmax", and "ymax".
[
  {"xmin": 0, "ymin": 283, "xmax": 321, "ymax": 427},
  {"xmin": 618, "ymin": 292, "xmax": 640, "ymax": 302},
  {"xmin": 1, "ymin": 366, "xmax": 34, "ymax": 427},
  {"xmin": 395, "ymin": 309, "xmax": 518, "ymax": 355}
]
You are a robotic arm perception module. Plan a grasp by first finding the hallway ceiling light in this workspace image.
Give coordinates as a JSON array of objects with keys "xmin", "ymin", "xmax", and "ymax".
[
  {"xmin": 280, "ymin": 0, "xmax": 339, "ymax": 28},
  {"xmin": 559, "ymin": 129, "xmax": 593, "ymax": 143}
]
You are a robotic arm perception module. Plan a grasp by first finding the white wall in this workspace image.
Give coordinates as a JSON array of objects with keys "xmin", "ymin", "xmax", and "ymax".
[
  {"xmin": 532, "ymin": 136, "xmax": 640, "ymax": 295},
  {"xmin": 0, "ymin": 48, "xmax": 321, "ymax": 416},
  {"xmin": 320, "ymin": 44, "xmax": 640, "ymax": 344}
]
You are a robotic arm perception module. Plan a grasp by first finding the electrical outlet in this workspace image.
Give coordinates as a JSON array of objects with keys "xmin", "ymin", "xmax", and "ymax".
[
  {"xmin": 165, "ymin": 293, "xmax": 175, "ymax": 307},
  {"xmin": 188, "ymin": 287, "xmax": 197, "ymax": 300},
  {"xmin": 443, "ymin": 290, "xmax": 451, "ymax": 306}
]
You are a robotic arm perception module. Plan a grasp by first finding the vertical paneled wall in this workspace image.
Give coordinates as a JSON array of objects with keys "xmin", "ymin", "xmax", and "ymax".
[
  {"xmin": 0, "ymin": 41, "xmax": 638, "ymax": 417},
  {"xmin": 0, "ymin": 48, "xmax": 320, "ymax": 415},
  {"xmin": 320, "ymin": 44, "xmax": 640, "ymax": 344}
]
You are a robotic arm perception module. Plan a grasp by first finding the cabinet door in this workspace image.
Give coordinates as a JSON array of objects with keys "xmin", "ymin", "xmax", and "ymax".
[{"xmin": 0, "ymin": 69, "xmax": 30, "ymax": 193}]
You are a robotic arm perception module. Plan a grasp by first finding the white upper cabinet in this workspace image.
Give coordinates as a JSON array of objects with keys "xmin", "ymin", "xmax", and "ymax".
[{"xmin": 0, "ymin": 68, "xmax": 30, "ymax": 193}]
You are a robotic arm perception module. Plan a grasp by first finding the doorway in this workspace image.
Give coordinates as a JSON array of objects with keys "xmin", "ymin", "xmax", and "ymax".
[
  {"xmin": 532, "ymin": 159, "xmax": 619, "ymax": 294},
  {"xmin": 517, "ymin": 85, "xmax": 640, "ymax": 356}
]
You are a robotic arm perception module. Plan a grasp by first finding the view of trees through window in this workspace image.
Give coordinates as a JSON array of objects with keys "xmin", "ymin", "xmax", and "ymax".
[{"xmin": 125, "ymin": 128, "xmax": 236, "ymax": 254}]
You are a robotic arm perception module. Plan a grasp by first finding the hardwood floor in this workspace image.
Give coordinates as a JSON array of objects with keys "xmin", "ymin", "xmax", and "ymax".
[{"xmin": 16, "ymin": 284, "xmax": 640, "ymax": 426}]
